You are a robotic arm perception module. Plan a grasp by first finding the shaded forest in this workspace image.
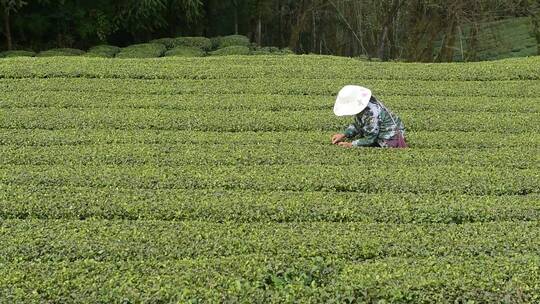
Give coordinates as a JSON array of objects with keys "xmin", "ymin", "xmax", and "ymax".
[{"xmin": 1, "ymin": 0, "xmax": 539, "ymax": 61}]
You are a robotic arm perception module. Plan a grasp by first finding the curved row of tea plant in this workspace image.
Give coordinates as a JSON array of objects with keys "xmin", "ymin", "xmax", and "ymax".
[
  {"xmin": 1, "ymin": 129, "xmax": 538, "ymax": 149},
  {"xmin": 1, "ymin": 164, "xmax": 537, "ymax": 195},
  {"xmin": 1, "ymin": 56, "xmax": 539, "ymax": 81},
  {"xmin": 0, "ymin": 35, "xmax": 291, "ymax": 60},
  {"xmin": 2, "ymin": 220, "xmax": 540, "ymax": 263},
  {"xmin": 1, "ymin": 91, "xmax": 538, "ymax": 113},
  {"xmin": 1, "ymin": 185, "xmax": 538, "ymax": 223},
  {"xmin": 3, "ymin": 255, "xmax": 539, "ymax": 303},
  {"xmin": 1, "ymin": 144, "xmax": 536, "ymax": 170},
  {"xmin": 3, "ymin": 77, "xmax": 540, "ymax": 98},
  {"xmin": 2, "ymin": 108, "xmax": 538, "ymax": 133}
]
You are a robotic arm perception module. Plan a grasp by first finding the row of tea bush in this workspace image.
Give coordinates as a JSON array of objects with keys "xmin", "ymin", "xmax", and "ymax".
[{"xmin": 0, "ymin": 35, "xmax": 293, "ymax": 59}]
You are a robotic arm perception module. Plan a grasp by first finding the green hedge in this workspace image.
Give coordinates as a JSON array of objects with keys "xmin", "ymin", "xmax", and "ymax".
[
  {"xmin": 85, "ymin": 45, "xmax": 121, "ymax": 58},
  {"xmin": 215, "ymin": 35, "xmax": 251, "ymax": 48},
  {"xmin": 1, "ymin": 128, "xmax": 538, "ymax": 149},
  {"xmin": 0, "ymin": 50, "xmax": 36, "ymax": 58},
  {"xmin": 339, "ymin": 256, "xmax": 540, "ymax": 303},
  {"xmin": 1, "ymin": 107, "xmax": 539, "ymax": 134},
  {"xmin": 37, "ymin": 48, "xmax": 85, "ymax": 57},
  {"xmin": 210, "ymin": 45, "xmax": 251, "ymax": 56},
  {"xmin": 1, "ymin": 56, "xmax": 539, "ymax": 81},
  {"xmin": 149, "ymin": 38, "xmax": 176, "ymax": 49},
  {"xmin": 173, "ymin": 37, "xmax": 212, "ymax": 51},
  {"xmin": 2, "ymin": 256, "xmax": 540, "ymax": 303},
  {"xmin": 164, "ymin": 46, "xmax": 205, "ymax": 57},
  {"xmin": 1, "ymin": 163, "xmax": 537, "ymax": 195},
  {"xmin": 252, "ymin": 46, "xmax": 294, "ymax": 55},
  {"xmin": 151, "ymin": 37, "xmax": 212, "ymax": 51},
  {"xmin": 2, "ymin": 220, "xmax": 540, "ymax": 261},
  {"xmin": 115, "ymin": 43, "xmax": 166, "ymax": 58},
  {"xmin": 1, "ymin": 185, "xmax": 538, "ymax": 223},
  {"xmin": 1, "ymin": 142, "xmax": 534, "ymax": 169},
  {"xmin": 4, "ymin": 256, "xmax": 540, "ymax": 303}
]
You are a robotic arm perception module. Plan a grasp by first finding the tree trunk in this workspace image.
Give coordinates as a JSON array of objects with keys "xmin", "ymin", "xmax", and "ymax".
[
  {"xmin": 532, "ymin": 13, "xmax": 540, "ymax": 55},
  {"xmin": 289, "ymin": 1, "xmax": 307, "ymax": 50},
  {"xmin": 202, "ymin": 1, "xmax": 212, "ymax": 37},
  {"xmin": 257, "ymin": 14, "xmax": 262, "ymax": 45},
  {"xmin": 466, "ymin": 22, "xmax": 479, "ymax": 61},
  {"xmin": 377, "ymin": 25, "xmax": 388, "ymax": 59},
  {"xmin": 312, "ymin": 10, "xmax": 316, "ymax": 53},
  {"xmin": 330, "ymin": 0, "xmax": 366, "ymax": 56},
  {"xmin": 234, "ymin": 4, "xmax": 239, "ymax": 35},
  {"xmin": 278, "ymin": 1, "xmax": 283, "ymax": 47},
  {"xmin": 378, "ymin": 0, "xmax": 403, "ymax": 60},
  {"xmin": 388, "ymin": 14, "xmax": 398, "ymax": 58},
  {"xmin": 437, "ymin": 15, "xmax": 457, "ymax": 62},
  {"xmin": 419, "ymin": 25, "xmax": 441, "ymax": 62},
  {"xmin": 3, "ymin": 8, "xmax": 12, "ymax": 50}
]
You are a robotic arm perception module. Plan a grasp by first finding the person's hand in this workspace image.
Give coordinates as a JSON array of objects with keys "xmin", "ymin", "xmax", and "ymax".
[
  {"xmin": 332, "ymin": 133, "xmax": 346, "ymax": 144},
  {"xmin": 338, "ymin": 142, "xmax": 353, "ymax": 148}
]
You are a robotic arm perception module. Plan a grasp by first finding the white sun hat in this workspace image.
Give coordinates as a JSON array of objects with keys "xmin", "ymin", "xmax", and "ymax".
[{"xmin": 333, "ymin": 85, "xmax": 372, "ymax": 116}]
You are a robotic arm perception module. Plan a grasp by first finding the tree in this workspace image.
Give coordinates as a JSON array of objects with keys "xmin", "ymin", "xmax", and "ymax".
[
  {"xmin": 526, "ymin": 0, "xmax": 540, "ymax": 54},
  {"xmin": 1, "ymin": 0, "xmax": 536, "ymax": 61},
  {"xmin": 1, "ymin": 0, "xmax": 27, "ymax": 49},
  {"xmin": 376, "ymin": 0, "xmax": 405, "ymax": 60},
  {"xmin": 247, "ymin": 0, "xmax": 273, "ymax": 45},
  {"xmin": 112, "ymin": 0, "xmax": 202, "ymax": 41}
]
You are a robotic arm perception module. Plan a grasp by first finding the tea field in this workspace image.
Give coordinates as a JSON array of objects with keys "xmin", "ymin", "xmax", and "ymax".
[{"xmin": 0, "ymin": 55, "xmax": 539, "ymax": 303}]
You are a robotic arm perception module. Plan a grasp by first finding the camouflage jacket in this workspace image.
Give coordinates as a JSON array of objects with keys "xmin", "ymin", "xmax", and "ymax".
[{"xmin": 343, "ymin": 97, "xmax": 406, "ymax": 147}]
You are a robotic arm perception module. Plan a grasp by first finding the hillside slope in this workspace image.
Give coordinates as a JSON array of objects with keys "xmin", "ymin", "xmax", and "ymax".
[{"xmin": 436, "ymin": 17, "xmax": 539, "ymax": 61}]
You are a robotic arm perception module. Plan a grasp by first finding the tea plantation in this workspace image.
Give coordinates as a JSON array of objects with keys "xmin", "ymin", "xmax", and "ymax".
[{"xmin": 0, "ymin": 55, "xmax": 539, "ymax": 303}]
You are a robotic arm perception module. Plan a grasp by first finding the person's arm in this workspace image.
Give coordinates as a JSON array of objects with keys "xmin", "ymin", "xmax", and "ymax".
[
  {"xmin": 344, "ymin": 123, "xmax": 361, "ymax": 138},
  {"xmin": 351, "ymin": 111, "xmax": 379, "ymax": 147},
  {"xmin": 332, "ymin": 119, "xmax": 361, "ymax": 144}
]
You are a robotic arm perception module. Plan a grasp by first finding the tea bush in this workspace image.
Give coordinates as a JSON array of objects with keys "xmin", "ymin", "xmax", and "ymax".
[
  {"xmin": 149, "ymin": 37, "xmax": 177, "ymax": 49},
  {"xmin": 85, "ymin": 45, "xmax": 121, "ymax": 58},
  {"xmin": 0, "ymin": 54, "xmax": 539, "ymax": 302},
  {"xmin": 116, "ymin": 43, "xmax": 166, "ymax": 58},
  {"xmin": 252, "ymin": 46, "xmax": 294, "ymax": 55},
  {"xmin": 214, "ymin": 34, "xmax": 251, "ymax": 48},
  {"xmin": 173, "ymin": 36, "xmax": 212, "ymax": 51},
  {"xmin": 1, "ymin": 56, "xmax": 539, "ymax": 80},
  {"xmin": 37, "ymin": 48, "xmax": 85, "ymax": 57},
  {"xmin": 209, "ymin": 45, "xmax": 251, "ymax": 56},
  {"xmin": 164, "ymin": 46, "xmax": 205, "ymax": 57},
  {"xmin": 0, "ymin": 50, "xmax": 36, "ymax": 57}
]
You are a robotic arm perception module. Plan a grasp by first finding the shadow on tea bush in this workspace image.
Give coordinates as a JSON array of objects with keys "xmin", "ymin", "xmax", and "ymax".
[
  {"xmin": 150, "ymin": 38, "xmax": 176, "ymax": 49},
  {"xmin": 164, "ymin": 46, "xmax": 205, "ymax": 57},
  {"xmin": 210, "ymin": 46, "xmax": 251, "ymax": 56},
  {"xmin": 252, "ymin": 47, "xmax": 294, "ymax": 55},
  {"xmin": 85, "ymin": 45, "xmax": 121, "ymax": 58},
  {"xmin": 0, "ymin": 50, "xmax": 36, "ymax": 58}
]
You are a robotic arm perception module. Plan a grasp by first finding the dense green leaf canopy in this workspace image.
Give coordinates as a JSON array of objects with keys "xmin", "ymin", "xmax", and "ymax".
[
  {"xmin": 0, "ymin": 0, "xmax": 538, "ymax": 61},
  {"xmin": 0, "ymin": 54, "xmax": 539, "ymax": 301}
]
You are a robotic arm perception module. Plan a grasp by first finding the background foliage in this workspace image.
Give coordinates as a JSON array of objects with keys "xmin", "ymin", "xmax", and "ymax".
[{"xmin": 1, "ymin": 0, "xmax": 539, "ymax": 61}]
